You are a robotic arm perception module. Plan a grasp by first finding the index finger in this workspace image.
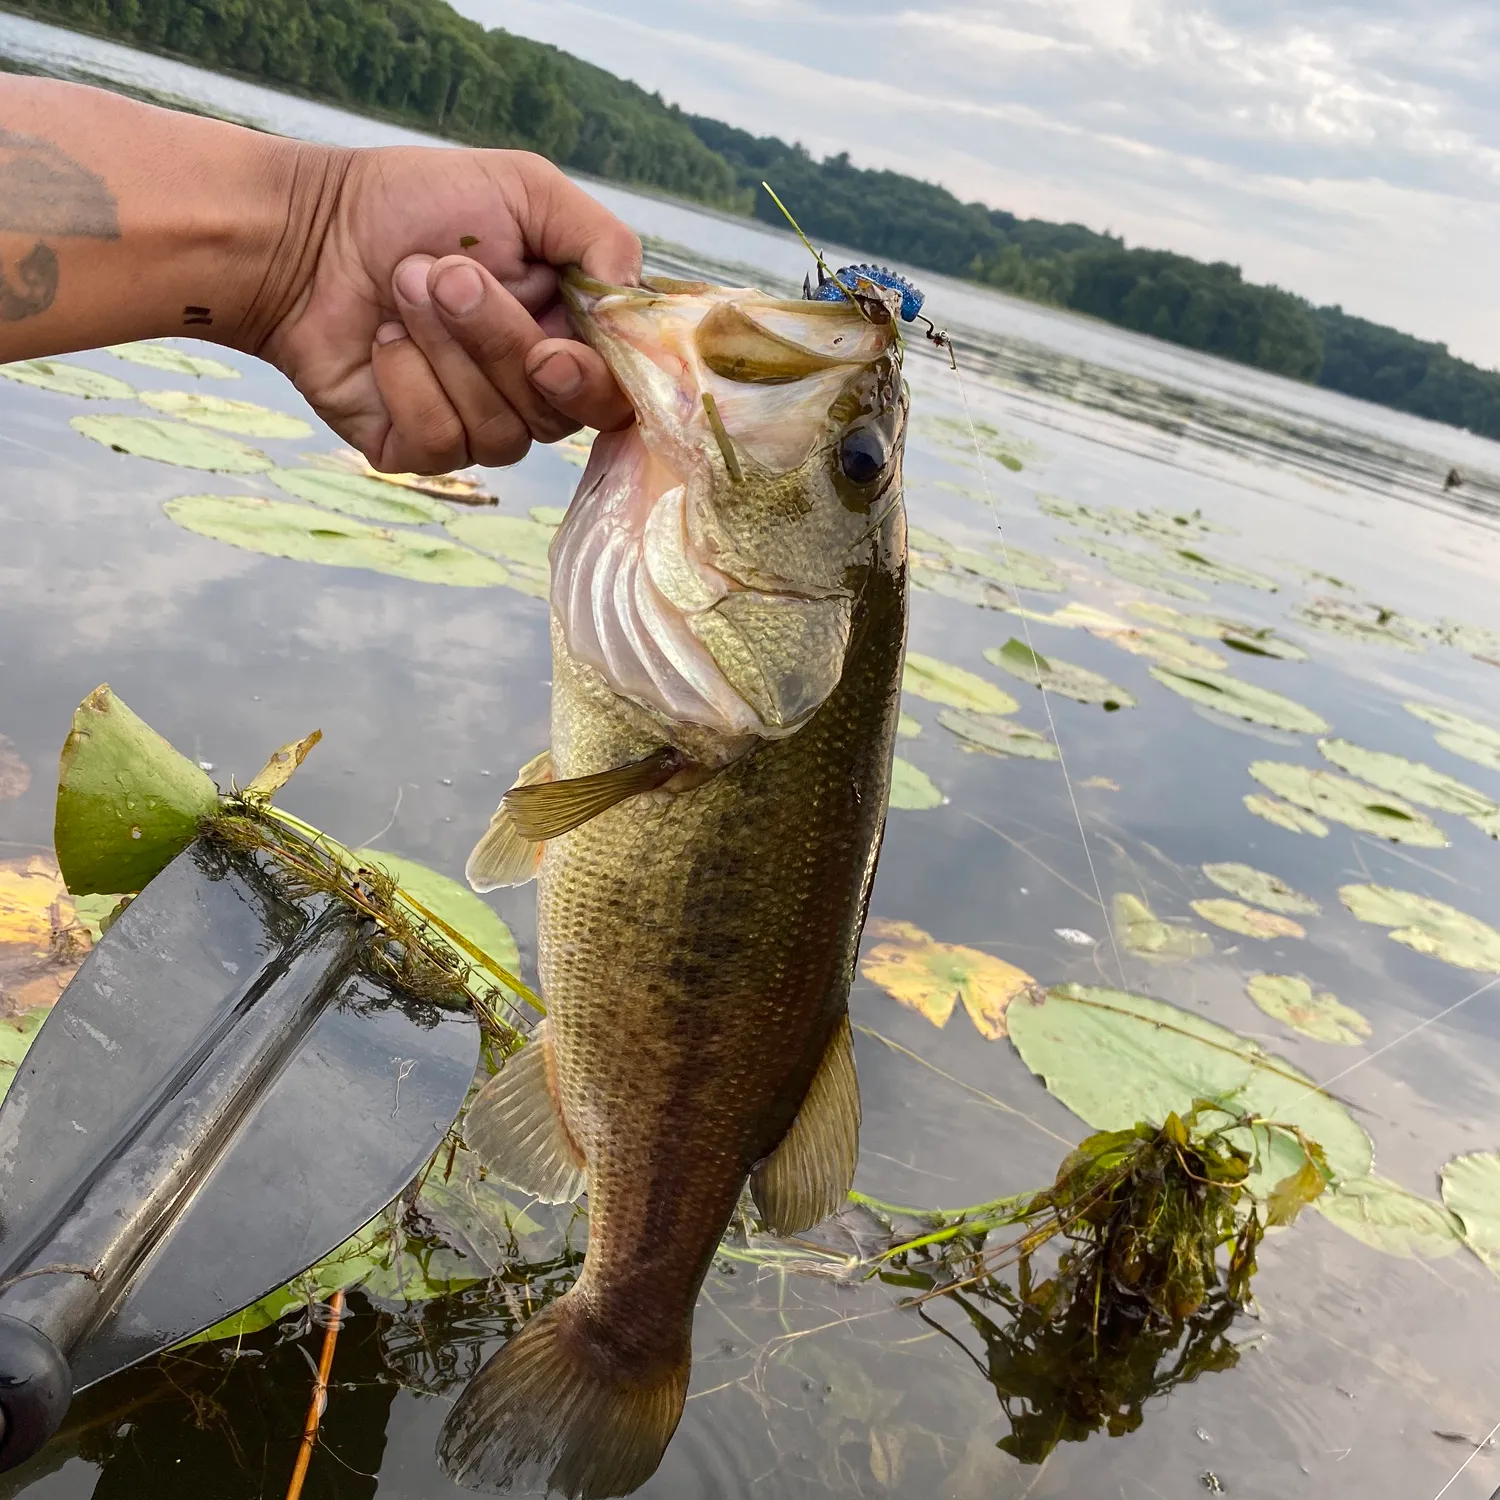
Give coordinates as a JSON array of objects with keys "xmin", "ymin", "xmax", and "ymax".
[{"xmin": 505, "ymin": 154, "xmax": 642, "ymax": 286}]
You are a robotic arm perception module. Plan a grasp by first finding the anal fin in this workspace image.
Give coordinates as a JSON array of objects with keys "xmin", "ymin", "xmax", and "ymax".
[
  {"xmin": 463, "ymin": 1020, "xmax": 586, "ymax": 1203},
  {"xmin": 502, "ymin": 745, "xmax": 684, "ymax": 841},
  {"xmin": 466, "ymin": 750, "xmax": 553, "ymax": 892},
  {"xmin": 751, "ymin": 1013, "xmax": 860, "ymax": 1235}
]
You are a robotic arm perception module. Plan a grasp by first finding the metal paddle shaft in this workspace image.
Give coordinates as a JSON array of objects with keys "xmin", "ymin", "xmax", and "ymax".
[{"xmin": 0, "ymin": 838, "xmax": 480, "ymax": 1471}]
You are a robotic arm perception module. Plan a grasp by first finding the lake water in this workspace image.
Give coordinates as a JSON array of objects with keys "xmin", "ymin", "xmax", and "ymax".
[{"xmin": 6, "ymin": 14, "xmax": 1500, "ymax": 1499}]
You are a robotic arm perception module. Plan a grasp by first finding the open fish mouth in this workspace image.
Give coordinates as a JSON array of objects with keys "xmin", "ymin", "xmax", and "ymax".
[{"xmin": 549, "ymin": 271, "xmax": 905, "ymax": 741}]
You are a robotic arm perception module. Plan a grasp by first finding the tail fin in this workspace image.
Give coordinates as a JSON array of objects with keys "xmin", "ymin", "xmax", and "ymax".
[{"xmin": 438, "ymin": 1292, "xmax": 688, "ymax": 1498}]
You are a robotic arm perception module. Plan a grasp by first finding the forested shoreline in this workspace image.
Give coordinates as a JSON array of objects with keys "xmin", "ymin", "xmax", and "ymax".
[{"xmin": 8, "ymin": 0, "xmax": 1499, "ymax": 440}]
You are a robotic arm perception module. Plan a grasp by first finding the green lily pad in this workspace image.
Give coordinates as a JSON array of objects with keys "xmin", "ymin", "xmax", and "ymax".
[
  {"xmin": 1123, "ymin": 601, "xmax": 1307, "ymax": 661},
  {"xmin": 1317, "ymin": 738, "xmax": 1497, "ymax": 834},
  {"xmin": 1202, "ymin": 862, "xmax": 1319, "ymax": 915},
  {"xmin": 902, "ymin": 653, "xmax": 1019, "ymax": 715},
  {"xmin": 1440, "ymin": 620, "xmax": 1500, "ymax": 658},
  {"xmin": 888, "ymin": 757, "xmax": 946, "ymax": 810},
  {"xmin": 1317, "ymin": 1175, "xmax": 1462, "ymax": 1259},
  {"xmin": 164, "ymin": 495, "xmax": 513, "ymax": 588},
  {"xmin": 1404, "ymin": 702, "xmax": 1500, "ymax": 774},
  {"xmin": 936, "ymin": 708, "xmax": 1058, "ymax": 761},
  {"xmin": 896, "ymin": 712, "xmax": 922, "ymax": 738},
  {"xmin": 446, "ymin": 513, "xmax": 556, "ymax": 571},
  {"xmin": 54, "ymin": 684, "xmax": 220, "ymax": 896},
  {"xmin": 1249, "ymin": 762, "xmax": 1447, "ymax": 846},
  {"xmin": 1163, "ymin": 548, "xmax": 1278, "ymax": 592},
  {"xmin": 106, "ymin": 342, "xmax": 240, "ymax": 378},
  {"xmin": 1243, "ymin": 793, "xmax": 1328, "ymax": 837},
  {"xmin": 0, "ymin": 1008, "xmax": 49, "ymax": 1107},
  {"xmin": 1148, "ymin": 665, "xmax": 1327, "ymax": 733},
  {"xmin": 1007, "ymin": 983, "xmax": 1374, "ymax": 1194},
  {"xmin": 530, "ymin": 505, "xmax": 568, "ymax": 527},
  {"xmin": 72, "ymin": 415, "xmax": 272, "ymax": 473},
  {"xmin": 141, "ymin": 390, "xmax": 313, "ymax": 439},
  {"xmin": 985, "ymin": 639, "xmax": 1135, "ymax": 709},
  {"xmin": 270, "ymin": 466, "xmax": 452, "ymax": 525},
  {"xmin": 920, "ymin": 414, "xmax": 1031, "ymax": 471},
  {"xmin": 1338, "ymin": 884, "xmax": 1500, "ymax": 972},
  {"xmin": 1246, "ymin": 974, "xmax": 1369, "ymax": 1044},
  {"xmin": 0, "ymin": 358, "xmax": 135, "ymax": 399},
  {"xmin": 910, "ymin": 558, "xmax": 1013, "ymax": 610},
  {"xmin": 955, "ymin": 546, "xmax": 1064, "ymax": 595},
  {"xmin": 1067, "ymin": 537, "xmax": 1212, "ymax": 602},
  {"xmin": 1191, "ymin": 899, "xmax": 1305, "ymax": 940},
  {"xmin": 354, "ymin": 848, "xmax": 520, "ymax": 973},
  {"xmin": 1441, "ymin": 1152, "xmax": 1500, "ymax": 1271},
  {"xmin": 1293, "ymin": 598, "xmax": 1426, "ymax": 652},
  {"xmin": 1114, "ymin": 892, "xmax": 1212, "ymax": 963}
]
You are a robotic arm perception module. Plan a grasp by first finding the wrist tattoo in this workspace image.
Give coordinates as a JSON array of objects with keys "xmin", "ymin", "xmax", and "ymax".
[
  {"xmin": 182, "ymin": 305, "xmax": 213, "ymax": 326},
  {"xmin": 0, "ymin": 126, "xmax": 119, "ymax": 322}
]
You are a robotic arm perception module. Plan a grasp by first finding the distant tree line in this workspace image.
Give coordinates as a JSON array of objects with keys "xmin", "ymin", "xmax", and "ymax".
[{"xmin": 11, "ymin": 0, "xmax": 1500, "ymax": 438}]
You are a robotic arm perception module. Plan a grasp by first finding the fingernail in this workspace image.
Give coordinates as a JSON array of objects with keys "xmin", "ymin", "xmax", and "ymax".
[
  {"xmin": 375, "ymin": 321, "xmax": 409, "ymax": 346},
  {"xmin": 432, "ymin": 263, "xmax": 485, "ymax": 319},
  {"xmin": 395, "ymin": 257, "xmax": 433, "ymax": 307},
  {"xmin": 529, "ymin": 348, "xmax": 583, "ymax": 400}
]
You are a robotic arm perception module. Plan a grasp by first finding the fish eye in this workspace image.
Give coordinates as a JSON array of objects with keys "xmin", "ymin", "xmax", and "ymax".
[{"xmin": 838, "ymin": 424, "xmax": 889, "ymax": 486}]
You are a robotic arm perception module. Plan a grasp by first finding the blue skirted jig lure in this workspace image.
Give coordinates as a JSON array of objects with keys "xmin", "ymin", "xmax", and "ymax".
[{"xmin": 803, "ymin": 261, "xmax": 953, "ymax": 363}]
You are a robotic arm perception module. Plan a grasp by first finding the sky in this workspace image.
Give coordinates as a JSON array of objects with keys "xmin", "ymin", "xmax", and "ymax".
[{"xmin": 457, "ymin": 0, "xmax": 1500, "ymax": 369}]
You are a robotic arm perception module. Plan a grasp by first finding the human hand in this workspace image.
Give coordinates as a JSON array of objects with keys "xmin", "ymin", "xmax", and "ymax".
[{"xmin": 260, "ymin": 147, "xmax": 641, "ymax": 475}]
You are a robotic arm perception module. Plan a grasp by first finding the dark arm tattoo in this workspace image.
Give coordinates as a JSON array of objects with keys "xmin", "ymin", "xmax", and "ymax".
[{"xmin": 0, "ymin": 125, "xmax": 119, "ymax": 323}]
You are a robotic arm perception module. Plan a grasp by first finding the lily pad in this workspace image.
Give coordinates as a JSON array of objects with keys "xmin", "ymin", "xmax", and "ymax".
[
  {"xmin": 164, "ymin": 495, "xmax": 512, "ymax": 588},
  {"xmin": 553, "ymin": 428, "xmax": 597, "ymax": 467},
  {"xmin": 0, "ymin": 1008, "xmax": 49, "ymax": 1107},
  {"xmin": 1007, "ymin": 984, "xmax": 1374, "ymax": 1192},
  {"xmin": 1317, "ymin": 1175, "xmax": 1462, "ymax": 1259},
  {"xmin": 1148, "ymin": 666, "xmax": 1327, "ymax": 733},
  {"xmin": 1293, "ymin": 598, "xmax": 1426, "ymax": 652},
  {"xmin": 1202, "ymin": 862, "xmax": 1318, "ymax": 915},
  {"xmin": 72, "ymin": 414, "xmax": 272, "ymax": 473},
  {"xmin": 861, "ymin": 918, "xmax": 1037, "ymax": 1038},
  {"xmin": 1404, "ymin": 702, "xmax": 1500, "ymax": 774},
  {"xmin": 445, "ymin": 513, "xmax": 555, "ymax": 571},
  {"xmin": 1316, "ymin": 738, "xmax": 1496, "ymax": 822},
  {"xmin": 910, "ymin": 559, "xmax": 1013, "ymax": 610},
  {"xmin": 896, "ymin": 712, "xmax": 922, "ymax": 739},
  {"xmin": 270, "ymin": 467, "xmax": 452, "ymax": 525},
  {"xmin": 1016, "ymin": 603, "xmax": 1226, "ymax": 669},
  {"xmin": 985, "ymin": 639, "xmax": 1135, "ymax": 709},
  {"xmin": 1123, "ymin": 601, "xmax": 1307, "ymax": 661},
  {"xmin": 1114, "ymin": 892, "xmax": 1211, "ymax": 963},
  {"xmin": 0, "ymin": 358, "xmax": 135, "ymax": 399},
  {"xmin": 355, "ymin": 848, "xmax": 520, "ymax": 973},
  {"xmin": 1246, "ymin": 974, "xmax": 1369, "ymax": 1044},
  {"xmin": 530, "ymin": 505, "xmax": 568, "ymax": 527},
  {"xmin": 1441, "ymin": 1152, "xmax": 1500, "ymax": 1271},
  {"xmin": 1243, "ymin": 793, "xmax": 1328, "ymax": 837},
  {"xmin": 888, "ymin": 758, "xmax": 946, "ymax": 811},
  {"xmin": 937, "ymin": 708, "xmax": 1058, "ymax": 761},
  {"xmin": 306, "ymin": 448, "xmax": 497, "ymax": 503},
  {"xmin": 1338, "ymin": 884, "xmax": 1500, "ymax": 972},
  {"xmin": 1249, "ymin": 762, "xmax": 1447, "ymax": 846},
  {"xmin": 106, "ymin": 341, "xmax": 240, "ymax": 378},
  {"xmin": 1440, "ymin": 620, "xmax": 1500, "ymax": 658},
  {"xmin": 1067, "ymin": 538, "xmax": 1211, "ymax": 602},
  {"xmin": 141, "ymin": 390, "xmax": 313, "ymax": 439},
  {"xmin": 1191, "ymin": 899, "xmax": 1305, "ymax": 940},
  {"xmin": 1163, "ymin": 548, "xmax": 1278, "ymax": 592},
  {"xmin": 902, "ymin": 653, "xmax": 1018, "ymax": 716},
  {"xmin": 54, "ymin": 685, "xmax": 220, "ymax": 896}
]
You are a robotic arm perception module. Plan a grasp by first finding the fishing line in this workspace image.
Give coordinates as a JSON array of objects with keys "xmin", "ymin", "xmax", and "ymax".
[
  {"xmin": 946, "ymin": 354, "xmax": 1127, "ymax": 988},
  {"xmin": 1429, "ymin": 1410, "xmax": 1500, "ymax": 1499}
]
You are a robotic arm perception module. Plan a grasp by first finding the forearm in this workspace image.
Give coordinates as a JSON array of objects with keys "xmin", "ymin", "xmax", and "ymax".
[{"xmin": 0, "ymin": 77, "xmax": 347, "ymax": 361}]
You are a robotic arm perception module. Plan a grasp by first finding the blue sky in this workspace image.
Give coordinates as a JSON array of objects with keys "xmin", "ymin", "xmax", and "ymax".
[{"xmin": 460, "ymin": 0, "xmax": 1500, "ymax": 368}]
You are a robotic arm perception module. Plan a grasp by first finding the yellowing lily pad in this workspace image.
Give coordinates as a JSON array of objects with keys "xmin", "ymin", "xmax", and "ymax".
[
  {"xmin": 141, "ymin": 390, "xmax": 313, "ymax": 439},
  {"xmin": 0, "ymin": 855, "xmax": 95, "ymax": 1030},
  {"xmin": 1246, "ymin": 974, "xmax": 1369, "ymax": 1044},
  {"xmin": 305, "ymin": 447, "xmax": 496, "ymax": 502},
  {"xmin": 902, "ymin": 653, "xmax": 1018, "ymax": 715},
  {"xmin": 105, "ymin": 341, "xmax": 240, "ymax": 378},
  {"xmin": 937, "ymin": 708, "xmax": 1058, "ymax": 761},
  {"xmin": 1249, "ymin": 762, "xmax": 1447, "ymax": 847},
  {"xmin": 1202, "ymin": 862, "xmax": 1318, "ymax": 915},
  {"xmin": 1243, "ymin": 793, "xmax": 1328, "ymax": 837},
  {"xmin": 0, "ymin": 358, "xmax": 135, "ymax": 399},
  {"xmin": 1441, "ymin": 1152, "xmax": 1500, "ymax": 1271},
  {"xmin": 1191, "ymin": 899, "xmax": 1305, "ymax": 940},
  {"xmin": 1404, "ymin": 702, "xmax": 1500, "ymax": 774},
  {"xmin": 73, "ymin": 415, "xmax": 273, "ymax": 472},
  {"xmin": 1114, "ymin": 892, "xmax": 1212, "ymax": 963},
  {"xmin": 888, "ymin": 758, "xmax": 946, "ymax": 810},
  {"xmin": 270, "ymin": 467, "xmax": 452, "ymax": 525},
  {"xmin": 1148, "ymin": 666, "xmax": 1327, "ymax": 733},
  {"xmin": 1318, "ymin": 1175, "xmax": 1462, "ymax": 1259},
  {"xmin": 1338, "ymin": 884, "xmax": 1500, "ymax": 972},
  {"xmin": 985, "ymin": 640, "xmax": 1135, "ymax": 709},
  {"xmin": 861, "ymin": 918, "xmax": 1037, "ymax": 1038},
  {"xmin": 164, "ymin": 495, "xmax": 512, "ymax": 588}
]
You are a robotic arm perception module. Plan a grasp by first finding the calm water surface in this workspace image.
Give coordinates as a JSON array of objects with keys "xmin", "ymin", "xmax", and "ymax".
[{"xmin": 5, "ymin": 20, "xmax": 1500, "ymax": 1498}]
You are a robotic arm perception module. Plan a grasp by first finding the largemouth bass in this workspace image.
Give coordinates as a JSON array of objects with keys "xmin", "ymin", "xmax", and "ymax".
[{"xmin": 440, "ymin": 266, "xmax": 911, "ymax": 1497}]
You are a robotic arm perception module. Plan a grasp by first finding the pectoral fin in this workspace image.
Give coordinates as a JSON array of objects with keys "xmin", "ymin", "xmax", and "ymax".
[
  {"xmin": 502, "ymin": 745, "xmax": 684, "ymax": 841},
  {"xmin": 463, "ymin": 1021, "xmax": 586, "ymax": 1203},
  {"xmin": 751, "ymin": 1014, "xmax": 860, "ymax": 1235},
  {"xmin": 465, "ymin": 750, "xmax": 553, "ymax": 892}
]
